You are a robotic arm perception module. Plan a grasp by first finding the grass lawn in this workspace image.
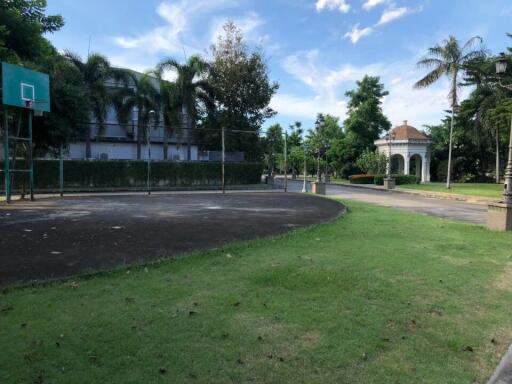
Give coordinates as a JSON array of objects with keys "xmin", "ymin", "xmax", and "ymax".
[
  {"xmin": 400, "ymin": 182, "xmax": 504, "ymax": 199},
  {"xmin": 1, "ymin": 200, "xmax": 512, "ymax": 383}
]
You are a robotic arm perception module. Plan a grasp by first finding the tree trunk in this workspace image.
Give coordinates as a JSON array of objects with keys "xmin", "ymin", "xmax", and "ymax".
[
  {"xmin": 446, "ymin": 108, "xmax": 455, "ymax": 189},
  {"xmin": 496, "ymin": 125, "xmax": 500, "ymax": 183},
  {"xmin": 181, "ymin": 104, "xmax": 191, "ymax": 161},
  {"xmin": 85, "ymin": 125, "xmax": 92, "ymax": 159}
]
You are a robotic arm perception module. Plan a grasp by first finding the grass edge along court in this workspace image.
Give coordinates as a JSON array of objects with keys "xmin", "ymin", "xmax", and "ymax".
[{"xmin": 1, "ymin": 199, "xmax": 512, "ymax": 383}]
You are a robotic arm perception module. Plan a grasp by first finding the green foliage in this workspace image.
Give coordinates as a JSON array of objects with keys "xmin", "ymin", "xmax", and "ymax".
[
  {"xmin": 1, "ymin": 160, "xmax": 263, "ymax": 190},
  {"xmin": 355, "ymin": 149, "xmax": 388, "ymax": 175},
  {"xmin": 374, "ymin": 174, "xmax": 420, "ymax": 185},
  {"xmin": 339, "ymin": 76, "xmax": 390, "ymax": 178},
  {"xmin": 262, "ymin": 124, "xmax": 284, "ymax": 174},
  {"xmin": 0, "ymin": 0, "xmax": 62, "ymax": 62},
  {"xmin": 32, "ymin": 54, "xmax": 89, "ymax": 153}
]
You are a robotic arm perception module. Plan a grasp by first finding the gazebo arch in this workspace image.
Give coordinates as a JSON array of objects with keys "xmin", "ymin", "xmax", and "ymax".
[
  {"xmin": 391, "ymin": 154, "xmax": 405, "ymax": 175},
  {"xmin": 374, "ymin": 120, "xmax": 431, "ymax": 183}
]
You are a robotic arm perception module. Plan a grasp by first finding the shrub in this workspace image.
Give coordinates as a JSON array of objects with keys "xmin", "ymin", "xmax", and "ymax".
[
  {"xmin": 349, "ymin": 174, "xmax": 375, "ymax": 184},
  {"xmin": 355, "ymin": 149, "xmax": 388, "ymax": 174},
  {"xmin": 1, "ymin": 160, "xmax": 264, "ymax": 191},
  {"xmin": 374, "ymin": 174, "xmax": 420, "ymax": 185}
]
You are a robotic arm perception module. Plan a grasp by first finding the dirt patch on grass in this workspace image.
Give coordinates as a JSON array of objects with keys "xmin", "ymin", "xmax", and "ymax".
[
  {"xmin": 495, "ymin": 263, "xmax": 512, "ymax": 291},
  {"xmin": 441, "ymin": 255, "xmax": 472, "ymax": 266}
]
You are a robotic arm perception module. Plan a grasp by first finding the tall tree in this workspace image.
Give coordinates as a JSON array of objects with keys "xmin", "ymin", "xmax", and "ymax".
[
  {"xmin": 208, "ymin": 21, "xmax": 278, "ymax": 160},
  {"xmin": 339, "ymin": 76, "xmax": 390, "ymax": 178},
  {"xmin": 64, "ymin": 52, "xmax": 115, "ymax": 159},
  {"xmin": 263, "ymin": 124, "xmax": 284, "ymax": 176},
  {"xmin": 414, "ymin": 35, "xmax": 485, "ymax": 188},
  {"xmin": 158, "ymin": 55, "xmax": 210, "ymax": 161},
  {"xmin": 0, "ymin": 0, "xmax": 63, "ymax": 63}
]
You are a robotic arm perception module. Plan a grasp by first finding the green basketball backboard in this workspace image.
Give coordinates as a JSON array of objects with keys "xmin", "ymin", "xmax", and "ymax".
[{"xmin": 1, "ymin": 62, "xmax": 50, "ymax": 112}]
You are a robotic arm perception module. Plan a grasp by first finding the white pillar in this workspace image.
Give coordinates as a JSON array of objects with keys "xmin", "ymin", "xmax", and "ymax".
[
  {"xmin": 404, "ymin": 155, "xmax": 410, "ymax": 175},
  {"xmin": 421, "ymin": 154, "xmax": 430, "ymax": 183}
]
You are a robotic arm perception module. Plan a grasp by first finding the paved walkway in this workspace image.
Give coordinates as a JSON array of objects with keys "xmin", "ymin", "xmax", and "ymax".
[{"xmin": 280, "ymin": 180, "xmax": 487, "ymax": 225}]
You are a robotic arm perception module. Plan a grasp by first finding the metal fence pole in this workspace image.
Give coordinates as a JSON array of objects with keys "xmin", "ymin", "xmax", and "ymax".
[
  {"xmin": 221, "ymin": 126, "xmax": 225, "ymax": 194},
  {"xmin": 28, "ymin": 109, "xmax": 34, "ymax": 201}
]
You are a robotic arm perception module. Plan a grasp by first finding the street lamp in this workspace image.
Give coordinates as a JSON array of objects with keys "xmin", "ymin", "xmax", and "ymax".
[
  {"xmin": 284, "ymin": 128, "xmax": 288, "ymax": 192},
  {"xmin": 302, "ymin": 144, "xmax": 308, "ymax": 193},
  {"xmin": 147, "ymin": 109, "xmax": 155, "ymax": 195},
  {"xmin": 487, "ymin": 53, "xmax": 512, "ymax": 230},
  {"xmin": 494, "ymin": 53, "xmax": 512, "ymax": 205},
  {"xmin": 387, "ymin": 131, "xmax": 396, "ymax": 178},
  {"xmin": 315, "ymin": 120, "xmax": 322, "ymax": 183},
  {"xmin": 383, "ymin": 130, "xmax": 396, "ymax": 190}
]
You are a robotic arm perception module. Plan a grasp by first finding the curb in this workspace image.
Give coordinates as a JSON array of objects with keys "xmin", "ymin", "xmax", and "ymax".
[{"xmin": 487, "ymin": 344, "xmax": 512, "ymax": 384}]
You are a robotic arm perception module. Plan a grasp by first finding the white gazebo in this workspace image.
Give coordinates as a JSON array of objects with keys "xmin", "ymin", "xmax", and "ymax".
[{"xmin": 374, "ymin": 120, "xmax": 431, "ymax": 183}]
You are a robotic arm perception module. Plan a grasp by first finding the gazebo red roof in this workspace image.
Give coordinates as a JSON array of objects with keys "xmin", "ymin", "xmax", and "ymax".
[{"xmin": 390, "ymin": 120, "xmax": 429, "ymax": 140}]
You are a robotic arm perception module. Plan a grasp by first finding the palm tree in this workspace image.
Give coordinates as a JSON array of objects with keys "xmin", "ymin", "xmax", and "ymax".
[
  {"xmin": 111, "ymin": 70, "xmax": 160, "ymax": 159},
  {"xmin": 64, "ymin": 52, "xmax": 113, "ymax": 159},
  {"xmin": 414, "ymin": 35, "xmax": 485, "ymax": 188},
  {"xmin": 157, "ymin": 55, "xmax": 210, "ymax": 161},
  {"xmin": 158, "ymin": 77, "xmax": 182, "ymax": 160}
]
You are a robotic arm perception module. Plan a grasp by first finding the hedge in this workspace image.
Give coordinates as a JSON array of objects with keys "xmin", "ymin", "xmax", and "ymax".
[
  {"xmin": 349, "ymin": 174, "xmax": 376, "ymax": 184},
  {"xmin": 374, "ymin": 174, "xmax": 420, "ymax": 185},
  {"xmin": 1, "ymin": 160, "xmax": 264, "ymax": 191}
]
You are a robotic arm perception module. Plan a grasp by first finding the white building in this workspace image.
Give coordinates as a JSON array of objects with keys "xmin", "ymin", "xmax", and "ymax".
[{"xmin": 374, "ymin": 120, "xmax": 431, "ymax": 183}]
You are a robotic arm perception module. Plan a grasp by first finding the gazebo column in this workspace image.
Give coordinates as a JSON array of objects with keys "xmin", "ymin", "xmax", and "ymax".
[
  {"xmin": 422, "ymin": 154, "xmax": 430, "ymax": 183},
  {"xmin": 404, "ymin": 155, "xmax": 410, "ymax": 175}
]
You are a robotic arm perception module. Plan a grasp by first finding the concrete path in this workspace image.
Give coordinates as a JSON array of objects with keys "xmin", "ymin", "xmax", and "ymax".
[{"xmin": 280, "ymin": 180, "xmax": 487, "ymax": 225}]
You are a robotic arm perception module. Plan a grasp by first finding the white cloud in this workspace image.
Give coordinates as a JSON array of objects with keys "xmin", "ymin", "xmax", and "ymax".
[
  {"xmin": 112, "ymin": 0, "xmax": 235, "ymax": 55},
  {"xmin": 378, "ymin": 7, "xmax": 410, "ymax": 25},
  {"xmin": 274, "ymin": 49, "xmax": 466, "ymax": 127},
  {"xmin": 362, "ymin": 0, "xmax": 387, "ymax": 11},
  {"xmin": 271, "ymin": 93, "xmax": 347, "ymax": 120},
  {"xmin": 315, "ymin": 0, "xmax": 351, "ymax": 13},
  {"xmin": 343, "ymin": 24, "xmax": 373, "ymax": 44}
]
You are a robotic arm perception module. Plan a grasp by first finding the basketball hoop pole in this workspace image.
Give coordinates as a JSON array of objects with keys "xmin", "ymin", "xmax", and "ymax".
[{"xmin": 3, "ymin": 107, "xmax": 10, "ymax": 203}]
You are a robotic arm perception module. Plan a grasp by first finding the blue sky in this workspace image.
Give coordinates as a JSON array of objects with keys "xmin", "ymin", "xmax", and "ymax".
[{"xmin": 46, "ymin": 0, "xmax": 512, "ymax": 131}]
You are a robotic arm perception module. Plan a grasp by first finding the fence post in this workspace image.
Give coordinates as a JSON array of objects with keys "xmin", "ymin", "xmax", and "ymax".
[{"xmin": 59, "ymin": 144, "xmax": 64, "ymax": 197}]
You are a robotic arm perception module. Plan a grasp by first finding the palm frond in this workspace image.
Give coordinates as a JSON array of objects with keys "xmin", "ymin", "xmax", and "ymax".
[{"xmin": 414, "ymin": 65, "xmax": 447, "ymax": 89}]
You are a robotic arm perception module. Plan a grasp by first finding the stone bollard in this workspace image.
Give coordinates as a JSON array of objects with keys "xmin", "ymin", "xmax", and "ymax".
[
  {"xmin": 383, "ymin": 177, "xmax": 395, "ymax": 190},
  {"xmin": 312, "ymin": 182, "xmax": 326, "ymax": 195}
]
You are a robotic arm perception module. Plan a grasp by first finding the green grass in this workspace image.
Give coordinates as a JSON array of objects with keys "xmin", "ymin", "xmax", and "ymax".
[
  {"xmin": 1, "ymin": 200, "xmax": 512, "ymax": 383},
  {"xmin": 400, "ymin": 182, "xmax": 504, "ymax": 199}
]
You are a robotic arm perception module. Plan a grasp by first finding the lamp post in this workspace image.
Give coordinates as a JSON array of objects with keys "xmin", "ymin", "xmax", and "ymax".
[
  {"xmin": 147, "ymin": 110, "xmax": 155, "ymax": 196},
  {"xmin": 311, "ymin": 119, "xmax": 326, "ymax": 194},
  {"xmin": 384, "ymin": 131, "xmax": 396, "ymax": 190},
  {"xmin": 302, "ymin": 144, "xmax": 308, "ymax": 193},
  {"xmin": 487, "ymin": 53, "xmax": 512, "ymax": 230},
  {"xmin": 284, "ymin": 128, "xmax": 288, "ymax": 192},
  {"xmin": 315, "ymin": 119, "xmax": 321, "ymax": 183}
]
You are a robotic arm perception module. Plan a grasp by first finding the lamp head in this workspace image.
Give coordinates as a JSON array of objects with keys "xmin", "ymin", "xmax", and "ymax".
[{"xmin": 496, "ymin": 53, "xmax": 508, "ymax": 75}]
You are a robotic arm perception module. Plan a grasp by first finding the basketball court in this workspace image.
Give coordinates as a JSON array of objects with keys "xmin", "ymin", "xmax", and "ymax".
[{"xmin": 0, "ymin": 192, "xmax": 344, "ymax": 285}]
